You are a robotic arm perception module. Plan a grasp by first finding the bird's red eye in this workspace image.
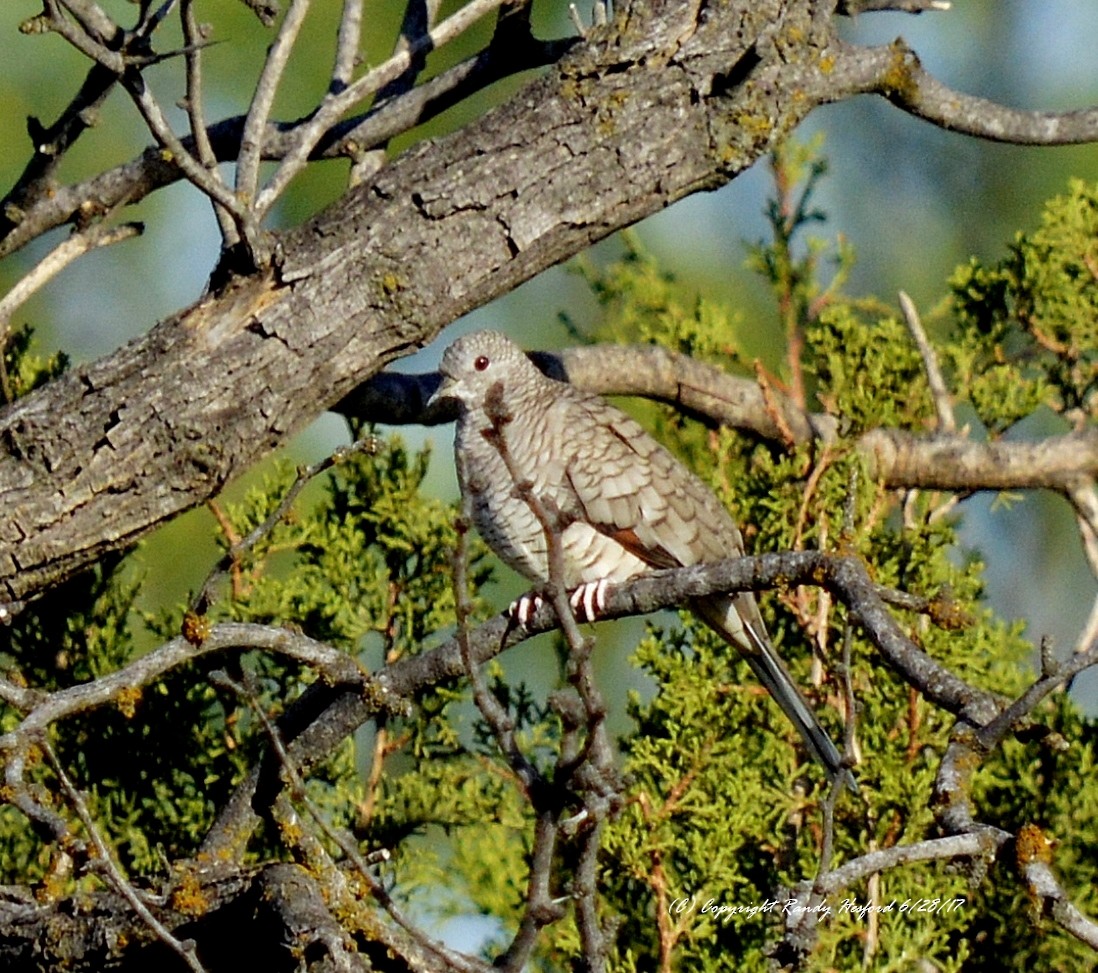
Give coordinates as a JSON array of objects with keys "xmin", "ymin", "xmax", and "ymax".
[{"xmin": 474, "ymin": 355, "xmax": 490, "ymax": 371}]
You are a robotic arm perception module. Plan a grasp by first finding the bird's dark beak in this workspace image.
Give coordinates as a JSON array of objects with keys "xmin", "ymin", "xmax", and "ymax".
[
  {"xmin": 423, "ymin": 371, "xmax": 450, "ymax": 406},
  {"xmin": 426, "ymin": 372, "xmax": 460, "ymax": 412}
]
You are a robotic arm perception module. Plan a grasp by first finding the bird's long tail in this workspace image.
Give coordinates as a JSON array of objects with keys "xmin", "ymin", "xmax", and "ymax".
[{"xmin": 693, "ymin": 593, "xmax": 857, "ymax": 792}]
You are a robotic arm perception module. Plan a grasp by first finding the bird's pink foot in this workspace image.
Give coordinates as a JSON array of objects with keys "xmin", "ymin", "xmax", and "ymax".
[
  {"xmin": 508, "ymin": 592, "xmax": 544, "ymax": 628},
  {"xmin": 569, "ymin": 579, "xmax": 609, "ymax": 622},
  {"xmin": 508, "ymin": 580, "xmax": 609, "ymax": 627}
]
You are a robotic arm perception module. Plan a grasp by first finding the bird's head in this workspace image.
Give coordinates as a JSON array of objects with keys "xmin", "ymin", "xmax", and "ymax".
[{"xmin": 429, "ymin": 330, "xmax": 541, "ymax": 418}]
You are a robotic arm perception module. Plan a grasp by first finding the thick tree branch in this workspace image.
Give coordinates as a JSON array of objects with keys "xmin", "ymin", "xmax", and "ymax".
[{"xmin": 343, "ymin": 345, "xmax": 1098, "ymax": 492}]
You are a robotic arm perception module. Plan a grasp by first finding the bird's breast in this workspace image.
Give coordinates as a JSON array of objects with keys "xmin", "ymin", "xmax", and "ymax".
[{"xmin": 456, "ymin": 415, "xmax": 648, "ymax": 588}]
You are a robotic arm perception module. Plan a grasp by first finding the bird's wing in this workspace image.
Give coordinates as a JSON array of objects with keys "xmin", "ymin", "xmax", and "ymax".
[{"xmin": 557, "ymin": 392, "xmax": 743, "ymax": 570}]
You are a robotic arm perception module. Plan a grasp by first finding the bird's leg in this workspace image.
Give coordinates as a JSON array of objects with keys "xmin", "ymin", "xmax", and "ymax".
[{"xmin": 508, "ymin": 579, "xmax": 610, "ymax": 627}]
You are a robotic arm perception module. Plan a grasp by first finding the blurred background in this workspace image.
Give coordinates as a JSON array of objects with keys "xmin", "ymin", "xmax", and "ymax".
[{"xmin": 1, "ymin": 0, "xmax": 1097, "ymax": 708}]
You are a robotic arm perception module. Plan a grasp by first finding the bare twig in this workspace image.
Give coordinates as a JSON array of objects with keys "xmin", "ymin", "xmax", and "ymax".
[
  {"xmin": 55, "ymin": 0, "xmax": 121, "ymax": 43},
  {"xmin": 253, "ymin": 0, "xmax": 512, "ymax": 216},
  {"xmin": 898, "ymin": 290, "xmax": 955, "ymax": 433},
  {"xmin": 181, "ymin": 0, "xmax": 239, "ymax": 248},
  {"xmin": 0, "ymin": 36, "xmax": 574, "ymax": 259},
  {"xmin": 839, "ymin": 0, "xmax": 950, "ymax": 12},
  {"xmin": 331, "ymin": 0, "xmax": 365, "ymax": 93},
  {"xmin": 863, "ymin": 38, "xmax": 1098, "ymax": 145},
  {"xmin": 42, "ymin": 0, "xmax": 127, "ymax": 74},
  {"xmin": 1021, "ymin": 857, "xmax": 1098, "ymax": 951},
  {"xmin": 975, "ymin": 637, "xmax": 1098, "ymax": 753},
  {"xmin": 0, "ymin": 623, "xmax": 374, "ymax": 748},
  {"xmin": 139, "ymin": 0, "xmax": 183, "ymax": 36},
  {"xmin": 479, "ymin": 381, "xmax": 618, "ymax": 969},
  {"xmin": 191, "ymin": 432, "xmax": 380, "ymax": 614},
  {"xmin": 452, "ymin": 507, "xmax": 544, "ymax": 794},
  {"xmin": 346, "ymin": 0, "xmax": 439, "ymax": 184},
  {"xmin": 123, "ymin": 71, "xmax": 245, "ymax": 216},
  {"xmin": 236, "ymin": 0, "xmax": 312, "ymax": 212},
  {"xmin": 41, "ymin": 739, "xmax": 209, "ymax": 973},
  {"xmin": 0, "ymin": 221, "xmax": 142, "ymax": 355}
]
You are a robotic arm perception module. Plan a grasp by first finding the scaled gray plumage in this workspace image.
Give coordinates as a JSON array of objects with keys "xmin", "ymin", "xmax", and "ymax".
[{"xmin": 432, "ymin": 329, "xmax": 849, "ymax": 785}]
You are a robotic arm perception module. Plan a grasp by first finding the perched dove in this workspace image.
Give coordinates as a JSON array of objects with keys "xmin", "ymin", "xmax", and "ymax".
[{"xmin": 431, "ymin": 329, "xmax": 849, "ymax": 786}]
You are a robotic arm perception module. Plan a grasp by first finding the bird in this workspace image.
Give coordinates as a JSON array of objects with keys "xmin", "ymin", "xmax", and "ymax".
[{"xmin": 430, "ymin": 328, "xmax": 851, "ymax": 788}]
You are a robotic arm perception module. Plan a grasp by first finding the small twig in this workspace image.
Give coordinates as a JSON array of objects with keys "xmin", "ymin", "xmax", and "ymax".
[
  {"xmin": 568, "ymin": 4, "xmax": 587, "ymax": 38},
  {"xmin": 347, "ymin": 0, "xmax": 434, "ymax": 203},
  {"xmin": 3, "ymin": 745, "xmax": 76, "ymax": 844},
  {"xmin": 1065, "ymin": 481, "xmax": 1098, "ymax": 581},
  {"xmin": 975, "ymin": 637, "xmax": 1098, "ymax": 752},
  {"xmin": 898, "ymin": 290, "xmax": 955, "ymax": 434},
  {"xmin": 0, "ymin": 221, "xmax": 142, "ymax": 353},
  {"xmin": 0, "ymin": 623, "xmax": 374, "ymax": 752},
  {"xmin": 331, "ymin": 0, "xmax": 365, "ymax": 93},
  {"xmin": 139, "ymin": 0, "xmax": 182, "ymax": 36},
  {"xmin": 180, "ymin": 0, "xmax": 239, "ymax": 248},
  {"xmin": 496, "ymin": 810, "xmax": 565, "ymax": 972},
  {"xmin": 867, "ymin": 39, "xmax": 1098, "ymax": 145},
  {"xmin": 452, "ymin": 506, "xmax": 544, "ymax": 794},
  {"xmin": 123, "ymin": 71, "xmax": 244, "ymax": 217},
  {"xmin": 56, "ymin": 0, "xmax": 122, "ymax": 42},
  {"xmin": 753, "ymin": 360, "xmax": 799, "ymax": 450},
  {"xmin": 839, "ymin": 0, "xmax": 950, "ymax": 11},
  {"xmin": 253, "ymin": 0, "xmax": 511, "ymax": 216},
  {"xmin": 1072, "ymin": 594, "xmax": 1098, "ymax": 665},
  {"xmin": 43, "ymin": 0, "xmax": 127, "ymax": 74},
  {"xmin": 41, "ymin": 739, "xmax": 209, "ymax": 973},
  {"xmin": 191, "ymin": 433, "xmax": 380, "ymax": 614},
  {"xmin": 838, "ymin": 613, "xmax": 861, "ymax": 772},
  {"xmin": 2, "ymin": 38, "xmax": 575, "ymax": 260},
  {"xmin": 1021, "ymin": 856, "xmax": 1098, "ymax": 951},
  {"xmin": 236, "ymin": 0, "xmax": 312, "ymax": 211},
  {"xmin": 572, "ymin": 816, "xmax": 611, "ymax": 970},
  {"xmin": 818, "ymin": 831, "xmax": 1000, "ymax": 893}
]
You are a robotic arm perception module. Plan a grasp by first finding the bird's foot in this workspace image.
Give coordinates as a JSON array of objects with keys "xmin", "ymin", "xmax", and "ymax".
[
  {"xmin": 508, "ymin": 592, "xmax": 544, "ymax": 628},
  {"xmin": 508, "ymin": 580, "xmax": 610, "ymax": 628},
  {"xmin": 568, "ymin": 579, "xmax": 608, "ymax": 622}
]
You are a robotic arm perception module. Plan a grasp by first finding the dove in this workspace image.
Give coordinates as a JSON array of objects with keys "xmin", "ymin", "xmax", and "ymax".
[{"xmin": 430, "ymin": 329, "xmax": 851, "ymax": 787}]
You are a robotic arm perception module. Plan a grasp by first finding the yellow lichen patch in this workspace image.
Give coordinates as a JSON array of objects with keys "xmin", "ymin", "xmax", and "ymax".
[
  {"xmin": 379, "ymin": 272, "xmax": 404, "ymax": 296},
  {"xmin": 182, "ymin": 611, "xmax": 212, "ymax": 646},
  {"xmin": 115, "ymin": 684, "xmax": 142, "ymax": 719},
  {"xmin": 171, "ymin": 867, "xmax": 212, "ymax": 917},
  {"xmin": 1015, "ymin": 823, "xmax": 1056, "ymax": 868}
]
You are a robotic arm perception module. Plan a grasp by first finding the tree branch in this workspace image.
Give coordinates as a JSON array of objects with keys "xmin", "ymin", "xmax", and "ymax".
[
  {"xmin": 342, "ymin": 345, "xmax": 1098, "ymax": 492},
  {"xmin": 848, "ymin": 38, "xmax": 1098, "ymax": 145}
]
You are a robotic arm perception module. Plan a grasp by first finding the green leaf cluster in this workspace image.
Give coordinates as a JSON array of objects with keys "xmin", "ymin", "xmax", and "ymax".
[{"xmin": 950, "ymin": 178, "xmax": 1098, "ymax": 430}]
